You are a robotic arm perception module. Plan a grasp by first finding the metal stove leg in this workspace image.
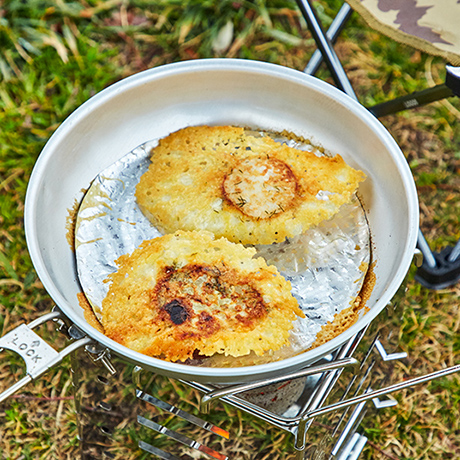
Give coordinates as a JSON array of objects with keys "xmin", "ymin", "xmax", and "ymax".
[
  {"xmin": 294, "ymin": 321, "xmax": 415, "ymax": 459},
  {"xmin": 134, "ymin": 367, "xmax": 230, "ymax": 460},
  {"xmin": 302, "ymin": 362, "xmax": 460, "ymax": 422},
  {"xmin": 70, "ymin": 343, "xmax": 137, "ymax": 460},
  {"xmin": 293, "ymin": 328, "xmax": 369, "ymax": 452},
  {"xmin": 336, "ymin": 432, "xmax": 368, "ymax": 460},
  {"xmin": 331, "ymin": 396, "xmax": 368, "ymax": 458},
  {"xmin": 199, "ymin": 357, "xmax": 358, "ymax": 414}
]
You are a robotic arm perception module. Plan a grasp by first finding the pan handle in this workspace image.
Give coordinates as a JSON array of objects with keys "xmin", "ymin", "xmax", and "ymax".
[{"xmin": 0, "ymin": 309, "xmax": 92, "ymax": 403}]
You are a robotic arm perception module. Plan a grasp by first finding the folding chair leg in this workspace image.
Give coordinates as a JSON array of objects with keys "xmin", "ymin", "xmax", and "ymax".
[
  {"xmin": 296, "ymin": 0, "xmax": 357, "ymax": 99},
  {"xmin": 368, "ymin": 84, "xmax": 453, "ymax": 117},
  {"xmin": 417, "ymin": 229, "xmax": 437, "ymax": 269},
  {"xmin": 415, "ymin": 237, "xmax": 460, "ymax": 290},
  {"xmin": 297, "ymin": 1, "xmax": 460, "ymax": 289},
  {"xmin": 304, "ymin": 2, "xmax": 353, "ymax": 76},
  {"xmin": 368, "ymin": 65, "xmax": 460, "ymax": 117}
]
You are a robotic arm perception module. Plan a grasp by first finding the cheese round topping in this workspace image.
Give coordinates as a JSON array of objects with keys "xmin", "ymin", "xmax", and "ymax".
[
  {"xmin": 101, "ymin": 230, "xmax": 304, "ymax": 362},
  {"xmin": 223, "ymin": 158, "xmax": 298, "ymax": 219}
]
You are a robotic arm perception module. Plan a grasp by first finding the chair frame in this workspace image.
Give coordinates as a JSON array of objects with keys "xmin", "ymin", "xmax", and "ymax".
[{"xmin": 295, "ymin": 0, "xmax": 460, "ymax": 290}]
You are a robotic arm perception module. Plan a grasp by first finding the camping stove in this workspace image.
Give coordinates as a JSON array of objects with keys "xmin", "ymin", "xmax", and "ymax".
[
  {"xmin": 68, "ymin": 299, "xmax": 439, "ymax": 460},
  {"xmin": 3, "ymin": 59, "xmax": 457, "ymax": 459},
  {"xmin": 2, "ymin": 281, "xmax": 459, "ymax": 459}
]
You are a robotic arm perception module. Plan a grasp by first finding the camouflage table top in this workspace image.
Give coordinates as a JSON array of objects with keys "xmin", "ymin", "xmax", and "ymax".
[{"xmin": 347, "ymin": 0, "xmax": 460, "ymax": 65}]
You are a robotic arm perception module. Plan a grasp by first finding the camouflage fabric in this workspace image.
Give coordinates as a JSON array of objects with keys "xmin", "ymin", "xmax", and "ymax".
[{"xmin": 346, "ymin": 0, "xmax": 460, "ymax": 65}]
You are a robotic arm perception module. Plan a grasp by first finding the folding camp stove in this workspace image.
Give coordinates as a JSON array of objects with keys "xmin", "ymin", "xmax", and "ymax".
[
  {"xmin": 69, "ymin": 298, "xmax": 451, "ymax": 460},
  {"xmin": 3, "ymin": 59, "xmax": 459, "ymax": 460}
]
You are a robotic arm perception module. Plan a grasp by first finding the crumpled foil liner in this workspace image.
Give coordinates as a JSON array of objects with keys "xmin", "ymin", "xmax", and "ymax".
[{"xmin": 75, "ymin": 134, "xmax": 370, "ymax": 367}]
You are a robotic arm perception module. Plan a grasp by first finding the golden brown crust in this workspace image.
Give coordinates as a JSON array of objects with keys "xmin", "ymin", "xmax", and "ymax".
[
  {"xmin": 66, "ymin": 197, "xmax": 81, "ymax": 251},
  {"xmin": 77, "ymin": 292, "xmax": 105, "ymax": 333},
  {"xmin": 135, "ymin": 126, "xmax": 366, "ymax": 245},
  {"xmin": 101, "ymin": 230, "xmax": 304, "ymax": 362}
]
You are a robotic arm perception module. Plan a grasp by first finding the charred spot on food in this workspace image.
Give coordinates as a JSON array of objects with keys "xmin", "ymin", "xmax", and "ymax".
[
  {"xmin": 162, "ymin": 299, "xmax": 190, "ymax": 325},
  {"xmin": 204, "ymin": 277, "xmax": 227, "ymax": 296},
  {"xmin": 196, "ymin": 312, "xmax": 220, "ymax": 335},
  {"xmin": 163, "ymin": 265, "xmax": 176, "ymax": 276},
  {"xmin": 154, "ymin": 262, "xmax": 270, "ymax": 331},
  {"xmin": 192, "ymin": 349, "xmax": 208, "ymax": 360},
  {"xmin": 234, "ymin": 294, "xmax": 267, "ymax": 327}
]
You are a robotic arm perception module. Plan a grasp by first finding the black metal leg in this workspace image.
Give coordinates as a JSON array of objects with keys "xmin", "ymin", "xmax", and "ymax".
[
  {"xmin": 368, "ymin": 65, "xmax": 460, "ymax": 117},
  {"xmin": 296, "ymin": 0, "xmax": 357, "ymax": 99},
  {"xmin": 298, "ymin": 1, "xmax": 460, "ymax": 289},
  {"xmin": 416, "ymin": 229, "xmax": 437, "ymax": 269},
  {"xmin": 413, "ymin": 66, "xmax": 460, "ymax": 288},
  {"xmin": 368, "ymin": 84, "xmax": 454, "ymax": 117},
  {"xmin": 415, "ymin": 239, "xmax": 460, "ymax": 290},
  {"xmin": 303, "ymin": 2, "xmax": 353, "ymax": 76},
  {"xmin": 368, "ymin": 67, "xmax": 460, "ymax": 288}
]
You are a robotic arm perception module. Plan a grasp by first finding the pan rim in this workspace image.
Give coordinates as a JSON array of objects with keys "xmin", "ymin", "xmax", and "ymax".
[{"xmin": 24, "ymin": 58, "xmax": 419, "ymax": 382}]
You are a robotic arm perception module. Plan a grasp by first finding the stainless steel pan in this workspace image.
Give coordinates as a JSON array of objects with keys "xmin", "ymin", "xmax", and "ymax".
[{"xmin": 23, "ymin": 58, "xmax": 419, "ymax": 384}]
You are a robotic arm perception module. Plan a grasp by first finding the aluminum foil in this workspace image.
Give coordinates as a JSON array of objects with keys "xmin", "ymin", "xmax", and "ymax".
[
  {"xmin": 75, "ymin": 134, "xmax": 370, "ymax": 367},
  {"xmin": 75, "ymin": 139, "xmax": 162, "ymax": 320}
]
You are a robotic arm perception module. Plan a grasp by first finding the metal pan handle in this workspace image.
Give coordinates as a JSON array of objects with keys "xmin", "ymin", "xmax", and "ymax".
[{"xmin": 0, "ymin": 309, "xmax": 92, "ymax": 403}]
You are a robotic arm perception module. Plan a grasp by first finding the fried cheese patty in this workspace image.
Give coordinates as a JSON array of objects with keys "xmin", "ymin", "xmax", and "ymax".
[
  {"xmin": 136, "ymin": 126, "xmax": 366, "ymax": 245},
  {"xmin": 101, "ymin": 230, "xmax": 304, "ymax": 362}
]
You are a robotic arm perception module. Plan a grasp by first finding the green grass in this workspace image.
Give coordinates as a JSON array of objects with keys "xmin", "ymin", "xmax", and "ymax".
[{"xmin": 1, "ymin": 1, "xmax": 459, "ymax": 459}]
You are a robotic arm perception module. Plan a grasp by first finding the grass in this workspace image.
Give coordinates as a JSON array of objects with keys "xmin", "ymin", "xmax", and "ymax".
[{"xmin": 0, "ymin": 0, "xmax": 459, "ymax": 459}]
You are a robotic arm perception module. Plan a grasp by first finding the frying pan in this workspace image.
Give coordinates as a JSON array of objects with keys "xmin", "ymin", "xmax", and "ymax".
[{"xmin": 24, "ymin": 58, "xmax": 419, "ymax": 384}]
